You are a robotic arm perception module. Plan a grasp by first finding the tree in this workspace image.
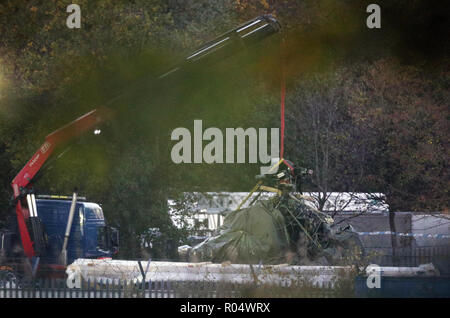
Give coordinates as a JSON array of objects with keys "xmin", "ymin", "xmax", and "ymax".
[{"xmin": 347, "ymin": 59, "xmax": 449, "ymax": 212}]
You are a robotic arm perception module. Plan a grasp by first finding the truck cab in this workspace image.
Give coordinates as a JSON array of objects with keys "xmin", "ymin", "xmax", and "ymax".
[
  {"xmin": 35, "ymin": 197, "xmax": 118, "ymax": 265},
  {"xmin": 1, "ymin": 196, "xmax": 119, "ymax": 269}
]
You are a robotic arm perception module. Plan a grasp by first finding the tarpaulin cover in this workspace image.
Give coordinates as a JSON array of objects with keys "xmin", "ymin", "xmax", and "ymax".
[{"xmin": 191, "ymin": 201, "xmax": 290, "ymax": 263}]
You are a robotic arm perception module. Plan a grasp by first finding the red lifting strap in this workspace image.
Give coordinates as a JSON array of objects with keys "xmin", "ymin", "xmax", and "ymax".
[
  {"xmin": 280, "ymin": 39, "xmax": 294, "ymax": 173},
  {"xmin": 280, "ymin": 64, "xmax": 286, "ymax": 160}
]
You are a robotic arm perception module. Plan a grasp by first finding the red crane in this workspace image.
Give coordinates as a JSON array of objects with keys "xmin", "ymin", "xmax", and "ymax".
[{"xmin": 11, "ymin": 108, "xmax": 110, "ymax": 259}]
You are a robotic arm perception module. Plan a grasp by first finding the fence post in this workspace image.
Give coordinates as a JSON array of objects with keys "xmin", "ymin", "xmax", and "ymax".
[
  {"xmin": 39, "ymin": 279, "xmax": 44, "ymax": 299},
  {"xmin": 15, "ymin": 279, "xmax": 19, "ymax": 298},
  {"xmin": 149, "ymin": 280, "xmax": 153, "ymax": 298},
  {"xmin": 167, "ymin": 280, "xmax": 171, "ymax": 298},
  {"xmin": 57, "ymin": 279, "xmax": 61, "ymax": 298},
  {"xmin": 2, "ymin": 279, "xmax": 6, "ymax": 298}
]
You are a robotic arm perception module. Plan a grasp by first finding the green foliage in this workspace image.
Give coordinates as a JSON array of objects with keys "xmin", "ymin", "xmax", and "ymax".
[
  {"xmin": 345, "ymin": 59, "xmax": 450, "ymax": 211},
  {"xmin": 0, "ymin": 1, "xmax": 448, "ymax": 262}
]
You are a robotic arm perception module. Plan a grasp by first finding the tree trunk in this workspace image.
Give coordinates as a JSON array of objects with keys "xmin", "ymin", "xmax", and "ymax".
[{"xmin": 389, "ymin": 211, "xmax": 398, "ymax": 266}]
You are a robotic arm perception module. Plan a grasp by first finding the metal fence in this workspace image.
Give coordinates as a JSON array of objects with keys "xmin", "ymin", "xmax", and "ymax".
[
  {"xmin": 2, "ymin": 276, "xmax": 449, "ymax": 298},
  {"xmin": 364, "ymin": 246, "xmax": 450, "ymax": 273},
  {"xmin": 0, "ymin": 279, "xmax": 343, "ymax": 298},
  {"xmin": 1, "ymin": 246, "xmax": 448, "ymax": 298}
]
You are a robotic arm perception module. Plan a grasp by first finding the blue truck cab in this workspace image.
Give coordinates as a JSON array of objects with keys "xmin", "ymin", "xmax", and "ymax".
[{"xmin": 35, "ymin": 198, "xmax": 118, "ymax": 265}]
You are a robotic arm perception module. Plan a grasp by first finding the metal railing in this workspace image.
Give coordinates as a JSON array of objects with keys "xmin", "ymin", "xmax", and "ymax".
[
  {"xmin": 1, "ymin": 246, "xmax": 448, "ymax": 298},
  {"xmin": 364, "ymin": 245, "xmax": 450, "ymax": 271},
  {"xmin": 0, "ymin": 278, "xmax": 343, "ymax": 298}
]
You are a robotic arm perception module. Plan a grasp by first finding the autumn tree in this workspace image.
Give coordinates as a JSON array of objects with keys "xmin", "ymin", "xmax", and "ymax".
[{"xmin": 347, "ymin": 59, "xmax": 449, "ymax": 212}]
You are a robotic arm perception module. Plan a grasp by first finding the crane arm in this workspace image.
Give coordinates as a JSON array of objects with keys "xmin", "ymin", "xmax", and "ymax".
[{"xmin": 11, "ymin": 108, "xmax": 109, "ymax": 258}]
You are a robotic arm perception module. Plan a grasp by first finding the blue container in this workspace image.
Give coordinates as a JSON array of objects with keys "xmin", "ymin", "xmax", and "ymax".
[{"xmin": 355, "ymin": 275, "xmax": 450, "ymax": 298}]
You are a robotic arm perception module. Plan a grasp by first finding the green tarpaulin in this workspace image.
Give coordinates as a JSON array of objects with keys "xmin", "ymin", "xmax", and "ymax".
[
  {"xmin": 191, "ymin": 201, "xmax": 289, "ymax": 264},
  {"xmin": 189, "ymin": 197, "xmax": 363, "ymax": 265}
]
